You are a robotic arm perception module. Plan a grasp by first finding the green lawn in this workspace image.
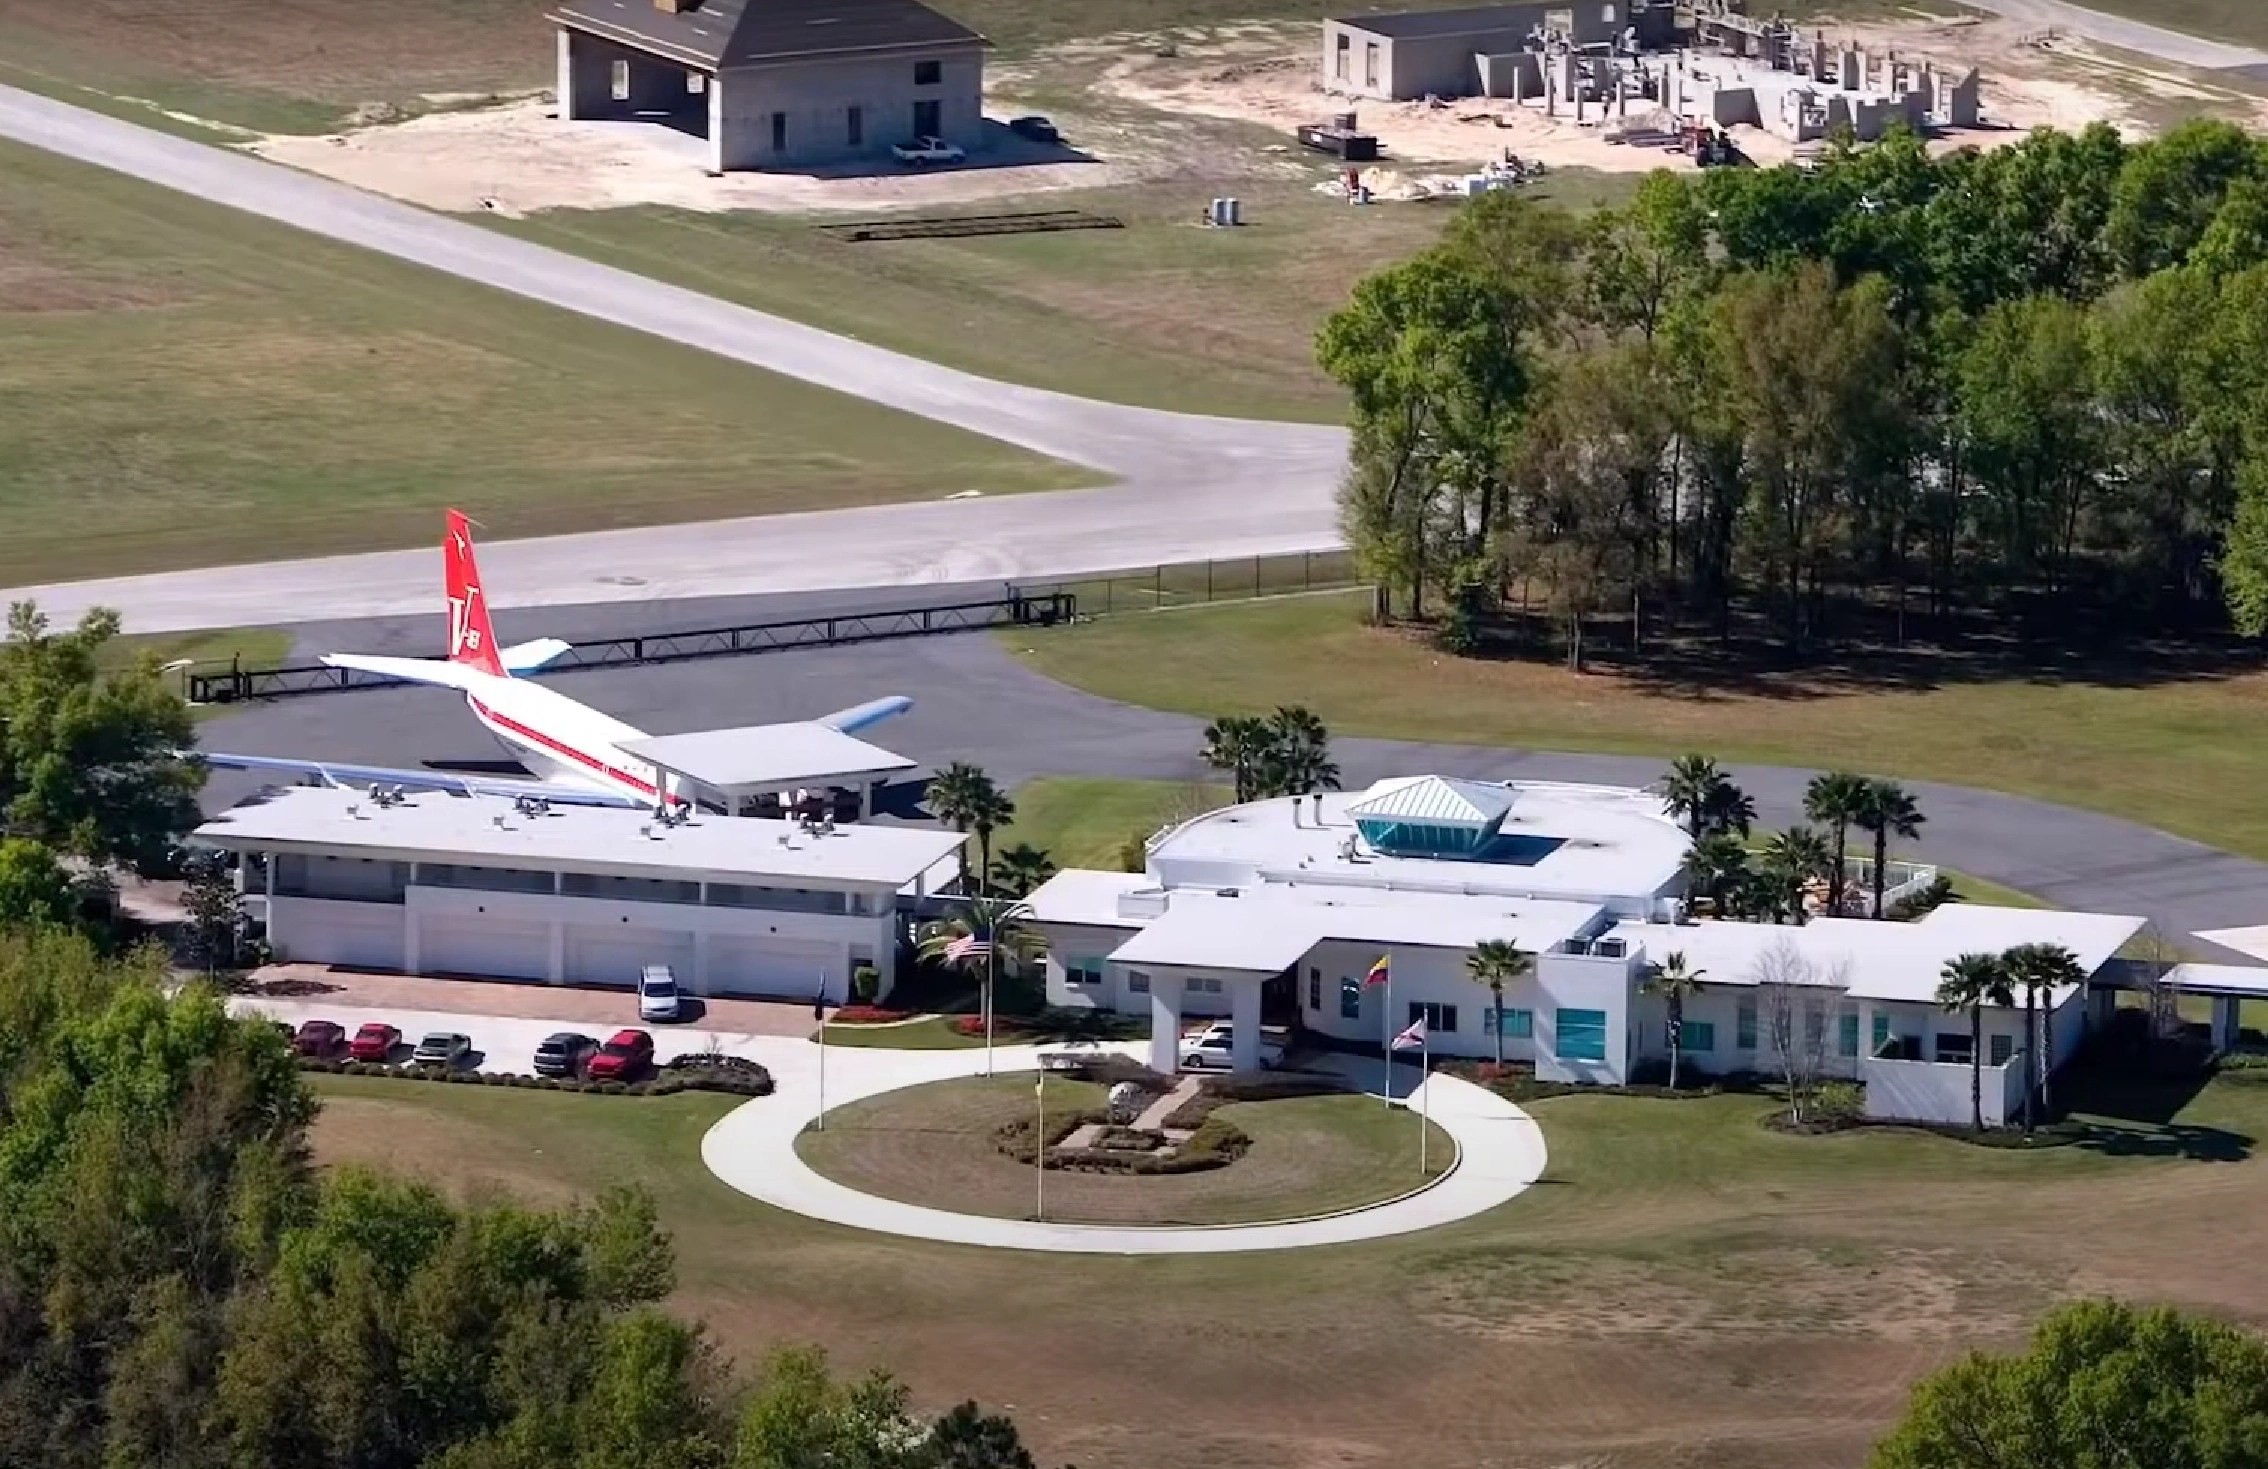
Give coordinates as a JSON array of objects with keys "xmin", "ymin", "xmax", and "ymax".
[
  {"xmin": 816, "ymin": 1016, "xmax": 983, "ymax": 1049},
  {"xmin": 1006, "ymin": 592, "xmax": 2268, "ymax": 864},
  {"xmin": 0, "ymin": 141, "xmax": 1085, "ymax": 589},
  {"xmin": 307, "ymin": 1064, "xmax": 2268, "ymax": 1469},
  {"xmin": 997, "ymin": 776, "xmax": 1229, "ymax": 873},
  {"xmin": 488, "ymin": 180, "xmax": 1456, "ymax": 422},
  {"xmin": 100, "ymin": 625, "xmax": 293, "ymax": 676}
]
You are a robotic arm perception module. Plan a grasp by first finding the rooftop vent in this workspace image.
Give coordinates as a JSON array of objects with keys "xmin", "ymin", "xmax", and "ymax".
[{"xmin": 653, "ymin": 0, "xmax": 696, "ymax": 13}]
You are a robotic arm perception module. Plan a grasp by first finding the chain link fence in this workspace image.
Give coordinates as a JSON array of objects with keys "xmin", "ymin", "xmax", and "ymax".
[{"xmin": 1021, "ymin": 550, "xmax": 1362, "ymax": 617}]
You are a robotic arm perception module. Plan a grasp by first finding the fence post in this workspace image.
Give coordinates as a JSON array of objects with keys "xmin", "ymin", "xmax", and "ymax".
[
  {"xmin": 1251, "ymin": 555, "xmax": 1261, "ymax": 599},
  {"xmin": 1206, "ymin": 561, "xmax": 1214, "ymax": 602},
  {"xmin": 1153, "ymin": 566, "xmax": 1163, "ymax": 607}
]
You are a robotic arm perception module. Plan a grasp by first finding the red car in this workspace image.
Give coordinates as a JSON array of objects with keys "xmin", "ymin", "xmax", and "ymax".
[
  {"xmin": 587, "ymin": 1029, "xmax": 654, "ymax": 1081},
  {"xmin": 349, "ymin": 1022, "xmax": 402, "ymax": 1062},
  {"xmin": 293, "ymin": 1019, "xmax": 346, "ymax": 1057}
]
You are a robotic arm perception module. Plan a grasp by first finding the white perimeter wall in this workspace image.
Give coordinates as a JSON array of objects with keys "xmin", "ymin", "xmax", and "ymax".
[{"xmin": 1864, "ymin": 1053, "xmax": 2025, "ymax": 1126}]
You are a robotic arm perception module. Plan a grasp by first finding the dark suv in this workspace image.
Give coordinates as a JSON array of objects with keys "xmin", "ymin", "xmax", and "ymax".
[{"xmin": 534, "ymin": 1032, "xmax": 599, "ymax": 1078}]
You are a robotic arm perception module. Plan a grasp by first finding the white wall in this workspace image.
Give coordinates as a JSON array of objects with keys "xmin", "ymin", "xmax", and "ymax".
[
  {"xmin": 1040, "ymin": 923, "xmax": 1141, "ymax": 1013},
  {"xmin": 1533, "ymin": 950, "xmax": 1638, "ymax": 1085},
  {"xmin": 269, "ymin": 896, "xmax": 405, "ymax": 971},
  {"xmin": 1864, "ymin": 1053, "xmax": 2023, "ymax": 1126}
]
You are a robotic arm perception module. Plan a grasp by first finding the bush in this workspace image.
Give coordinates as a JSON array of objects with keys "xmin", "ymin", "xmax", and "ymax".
[
  {"xmin": 850, "ymin": 964, "xmax": 881, "ymax": 1005},
  {"xmin": 997, "ymin": 1111, "xmax": 1254, "ymax": 1175},
  {"xmin": 830, "ymin": 1004, "xmax": 913, "ymax": 1025},
  {"xmin": 1069, "ymin": 1055, "xmax": 1175, "ymax": 1092},
  {"xmin": 1814, "ymin": 1080, "xmax": 1866, "ymax": 1121},
  {"xmin": 292, "ymin": 1054, "xmax": 772, "ymax": 1098}
]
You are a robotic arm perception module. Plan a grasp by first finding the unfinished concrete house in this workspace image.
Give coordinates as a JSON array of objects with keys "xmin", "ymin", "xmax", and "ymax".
[
  {"xmin": 1323, "ymin": 2, "xmax": 1676, "ymax": 102},
  {"xmin": 550, "ymin": 0, "xmax": 988, "ymax": 172}
]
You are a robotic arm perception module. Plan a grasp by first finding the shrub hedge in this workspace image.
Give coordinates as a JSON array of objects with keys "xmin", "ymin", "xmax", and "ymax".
[
  {"xmin": 1162, "ymin": 1073, "xmax": 1342, "ymax": 1130},
  {"xmin": 991, "ymin": 1110, "xmax": 1254, "ymax": 1175},
  {"xmin": 294, "ymin": 1055, "xmax": 773, "ymax": 1098},
  {"xmin": 829, "ymin": 1005, "xmax": 914, "ymax": 1025}
]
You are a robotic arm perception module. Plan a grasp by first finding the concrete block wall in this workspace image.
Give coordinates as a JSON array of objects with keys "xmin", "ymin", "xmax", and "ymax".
[{"xmin": 712, "ymin": 44, "xmax": 984, "ymax": 171}]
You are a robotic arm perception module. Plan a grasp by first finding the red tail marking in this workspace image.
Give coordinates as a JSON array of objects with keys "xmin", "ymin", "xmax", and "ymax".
[{"xmin": 443, "ymin": 509, "xmax": 506, "ymax": 677}]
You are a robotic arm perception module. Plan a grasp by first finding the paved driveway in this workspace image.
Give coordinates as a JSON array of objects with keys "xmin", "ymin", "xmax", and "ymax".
[{"xmin": 244, "ymin": 965, "xmax": 821, "ymax": 1037}]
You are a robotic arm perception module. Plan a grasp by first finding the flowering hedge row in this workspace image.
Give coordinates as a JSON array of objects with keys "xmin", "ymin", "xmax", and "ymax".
[{"xmin": 294, "ymin": 1055, "xmax": 773, "ymax": 1097}]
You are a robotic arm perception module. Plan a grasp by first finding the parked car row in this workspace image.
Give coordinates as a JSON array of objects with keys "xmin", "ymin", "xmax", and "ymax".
[{"xmin": 288, "ymin": 1018, "xmax": 658, "ymax": 1080}]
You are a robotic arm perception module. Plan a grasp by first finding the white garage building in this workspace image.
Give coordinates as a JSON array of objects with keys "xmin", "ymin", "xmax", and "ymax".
[
  {"xmin": 196, "ymin": 786, "xmax": 963, "ymax": 1003},
  {"xmin": 1023, "ymin": 775, "xmax": 2145, "ymax": 1126}
]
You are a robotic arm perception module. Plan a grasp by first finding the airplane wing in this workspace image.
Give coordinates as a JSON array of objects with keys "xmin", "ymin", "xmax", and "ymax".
[
  {"xmin": 320, "ymin": 653, "xmax": 488, "ymax": 691},
  {"xmin": 192, "ymin": 751, "xmax": 647, "ymax": 808},
  {"xmin": 817, "ymin": 696, "xmax": 914, "ymax": 734}
]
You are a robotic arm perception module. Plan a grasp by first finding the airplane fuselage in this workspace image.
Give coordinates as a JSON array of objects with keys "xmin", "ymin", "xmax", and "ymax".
[{"xmin": 459, "ymin": 675, "xmax": 675, "ymax": 806}]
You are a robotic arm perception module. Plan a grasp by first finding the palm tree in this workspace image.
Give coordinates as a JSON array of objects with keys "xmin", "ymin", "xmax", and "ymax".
[
  {"xmin": 918, "ymin": 895, "xmax": 1048, "ymax": 1077},
  {"xmin": 1935, "ymin": 951, "xmax": 2015, "ymax": 1132},
  {"xmin": 1855, "ymin": 779, "xmax": 1926, "ymax": 920},
  {"xmin": 925, "ymin": 762, "xmax": 995, "ymax": 892},
  {"xmin": 1680, "ymin": 831, "xmax": 1750, "ymax": 913},
  {"xmin": 1803, "ymin": 771, "xmax": 1871, "ymax": 916},
  {"xmin": 2002, "ymin": 941, "xmax": 2085, "ymax": 1133},
  {"xmin": 1642, "ymin": 951, "xmax": 1706, "ymax": 1090},
  {"xmin": 1200, "ymin": 715, "xmax": 1273, "ymax": 803},
  {"xmin": 967, "ymin": 785, "xmax": 1016, "ymax": 895},
  {"xmin": 990, "ymin": 842, "xmax": 1057, "ymax": 899},
  {"xmin": 1465, "ymin": 938, "xmax": 1534, "ymax": 1066},
  {"xmin": 1760, "ymin": 824, "xmax": 1833, "ymax": 925},
  {"xmin": 1261, "ymin": 705, "xmax": 1341, "ymax": 798},
  {"xmin": 1661, "ymin": 754, "xmax": 1731, "ymax": 842}
]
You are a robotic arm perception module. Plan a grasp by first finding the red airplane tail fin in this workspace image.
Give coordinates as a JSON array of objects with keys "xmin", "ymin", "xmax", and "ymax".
[{"xmin": 443, "ymin": 510, "xmax": 507, "ymax": 677}]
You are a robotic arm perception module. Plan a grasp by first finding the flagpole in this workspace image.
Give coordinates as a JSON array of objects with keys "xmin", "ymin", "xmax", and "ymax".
[
  {"xmin": 1035, "ymin": 1074, "xmax": 1046, "ymax": 1221},
  {"xmin": 1419, "ymin": 1037, "xmax": 1430, "ymax": 1175},
  {"xmin": 815, "ymin": 982, "xmax": 828, "ymax": 1132},
  {"xmin": 1382, "ymin": 957, "xmax": 1393, "ymax": 1107},
  {"xmin": 985, "ymin": 939, "xmax": 996, "ymax": 1078}
]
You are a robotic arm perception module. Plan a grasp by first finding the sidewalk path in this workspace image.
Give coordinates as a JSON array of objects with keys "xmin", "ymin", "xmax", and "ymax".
[{"xmin": 236, "ymin": 994, "xmax": 1546, "ymax": 1254}]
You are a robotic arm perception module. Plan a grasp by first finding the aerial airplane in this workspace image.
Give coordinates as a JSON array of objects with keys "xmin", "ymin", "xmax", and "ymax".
[{"xmin": 201, "ymin": 510, "xmax": 911, "ymax": 810}]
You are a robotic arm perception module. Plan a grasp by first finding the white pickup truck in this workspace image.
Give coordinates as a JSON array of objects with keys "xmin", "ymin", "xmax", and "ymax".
[{"xmin": 892, "ymin": 135, "xmax": 965, "ymax": 167}]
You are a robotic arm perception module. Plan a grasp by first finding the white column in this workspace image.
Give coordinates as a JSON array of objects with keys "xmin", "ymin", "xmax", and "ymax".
[
  {"xmin": 2214, "ymin": 995, "xmax": 2242, "ymax": 1052},
  {"xmin": 1148, "ymin": 973, "xmax": 1185, "ymax": 1074},
  {"xmin": 1231, "ymin": 979, "xmax": 1263, "ymax": 1073},
  {"xmin": 708, "ymin": 70, "xmax": 727, "ymax": 173},
  {"xmin": 547, "ymin": 921, "xmax": 565, "ymax": 984},
  {"xmin": 556, "ymin": 29, "xmax": 576, "ymax": 119}
]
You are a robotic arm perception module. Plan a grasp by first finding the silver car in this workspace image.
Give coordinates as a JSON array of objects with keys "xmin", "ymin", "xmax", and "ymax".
[
  {"xmin": 1177, "ymin": 1024, "xmax": 1285, "ymax": 1071},
  {"xmin": 638, "ymin": 965, "xmax": 682, "ymax": 1022},
  {"xmin": 411, "ymin": 1032, "xmax": 471, "ymax": 1068}
]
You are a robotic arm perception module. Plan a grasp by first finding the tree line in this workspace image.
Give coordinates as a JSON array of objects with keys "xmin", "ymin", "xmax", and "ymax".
[{"xmin": 1320, "ymin": 120, "xmax": 2268, "ymax": 659}]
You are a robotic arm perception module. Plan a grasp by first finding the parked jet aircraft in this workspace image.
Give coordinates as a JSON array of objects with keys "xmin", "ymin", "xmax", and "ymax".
[{"xmin": 201, "ymin": 511, "xmax": 910, "ymax": 809}]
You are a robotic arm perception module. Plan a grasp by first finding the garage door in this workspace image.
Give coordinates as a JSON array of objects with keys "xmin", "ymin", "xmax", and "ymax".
[
  {"xmin": 563, "ymin": 926, "xmax": 696, "ymax": 989},
  {"xmin": 418, "ymin": 917, "xmax": 552, "ymax": 982},
  {"xmin": 705, "ymin": 937, "xmax": 837, "ymax": 999},
  {"xmin": 279, "ymin": 902, "xmax": 403, "ymax": 971}
]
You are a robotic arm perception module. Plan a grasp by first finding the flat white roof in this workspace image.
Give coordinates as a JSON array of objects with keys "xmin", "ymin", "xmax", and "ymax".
[
  {"xmin": 615, "ymin": 723, "xmax": 915, "ymax": 792},
  {"xmin": 1146, "ymin": 780, "xmax": 1687, "ymax": 906},
  {"xmin": 1602, "ymin": 905, "xmax": 2145, "ymax": 1007},
  {"xmin": 1020, "ymin": 868, "xmax": 1153, "ymax": 929},
  {"xmin": 2159, "ymin": 963, "xmax": 2268, "ymax": 998},
  {"xmin": 1105, "ymin": 888, "xmax": 1606, "ymax": 974},
  {"xmin": 197, "ymin": 785, "xmax": 963, "ymax": 890}
]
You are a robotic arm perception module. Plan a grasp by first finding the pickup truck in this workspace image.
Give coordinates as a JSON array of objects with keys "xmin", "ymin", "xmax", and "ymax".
[{"xmin": 892, "ymin": 135, "xmax": 965, "ymax": 167}]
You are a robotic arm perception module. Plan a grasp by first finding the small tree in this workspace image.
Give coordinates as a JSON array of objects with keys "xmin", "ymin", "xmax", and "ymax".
[
  {"xmin": 1936, "ymin": 951, "xmax": 2015, "ymax": 1132},
  {"xmin": 1803, "ymin": 770, "xmax": 1871, "ymax": 916},
  {"xmin": 1258, "ymin": 706, "xmax": 1341, "ymax": 798},
  {"xmin": 0, "ymin": 837, "xmax": 77, "ymax": 933},
  {"xmin": 1753, "ymin": 941, "xmax": 1835, "ymax": 1123},
  {"xmin": 1660, "ymin": 754, "xmax": 1734, "ymax": 842},
  {"xmin": 2001, "ymin": 941, "xmax": 2085, "ymax": 1133},
  {"xmin": 1465, "ymin": 938, "xmax": 1534, "ymax": 1066},
  {"xmin": 1642, "ymin": 951, "xmax": 1705, "ymax": 1089},
  {"xmin": 180, "ymin": 847, "xmax": 243, "ymax": 977},
  {"xmin": 917, "ymin": 896, "xmax": 1047, "ymax": 1076},
  {"xmin": 1855, "ymin": 778, "xmax": 1926, "ymax": 920},
  {"xmin": 1759, "ymin": 824, "xmax": 1832, "ymax": 925},
  {"xmin": 1680, "ymin": 830, "xmax": 1751, "ymax": 912},
  {"xmin": 1200, "ymin": 716, "xmax": 1273, "ymax": 803},
  {"xmin": 926, "ymin": 763, "xmax": 1013, "ymax": 895},
  {"xmin": 989, "ymin": 843, "xmax": 1057, "ymax": 899}
]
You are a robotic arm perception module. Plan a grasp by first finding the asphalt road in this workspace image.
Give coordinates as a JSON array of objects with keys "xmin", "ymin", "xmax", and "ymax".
[
  {"xmin": 199, "ymin": 616, "xmax": 2268, "ymax": 958},
  {"xmin": 1953, "ymin": 0, "xmax": 2268, "ymax": 71},
  {"xmin": 0, "ymin": 84, "xmax": 1345, "ymax": 634}
]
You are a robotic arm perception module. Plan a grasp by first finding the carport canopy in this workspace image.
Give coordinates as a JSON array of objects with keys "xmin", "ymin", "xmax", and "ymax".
[{"xmin": 617, "ymin": 723, "xmax": 916, "ymax": 811}]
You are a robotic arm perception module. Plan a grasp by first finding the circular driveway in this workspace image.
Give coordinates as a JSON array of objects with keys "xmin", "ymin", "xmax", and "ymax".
[{"xmin": 700, "ymin": 1042, "xmax": 1548, "ymax": 1254}]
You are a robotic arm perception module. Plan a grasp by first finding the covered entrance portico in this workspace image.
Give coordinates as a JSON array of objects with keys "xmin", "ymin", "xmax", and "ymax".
[
  {"xmin": 1107, "ymin": 902, "xmax": 1317, "ymax": 1076},
  {"xmin": 2143, "ymin": 963, "xmax": 2268, "ymax": 1052},
  {"xmin": 1133, "ymin": 964, "xmax": 1275, "ymax": 1074}
]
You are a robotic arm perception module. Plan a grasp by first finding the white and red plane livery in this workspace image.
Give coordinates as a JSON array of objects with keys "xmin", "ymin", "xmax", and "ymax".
[{"xmin": 201, "ymin": 510, "xmax": 910, "ymax": 810}]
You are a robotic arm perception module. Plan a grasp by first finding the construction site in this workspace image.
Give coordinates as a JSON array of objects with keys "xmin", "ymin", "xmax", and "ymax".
[{"xmin": 1318, "ymin": 0, "xmax": 1988, "ymax": 166}]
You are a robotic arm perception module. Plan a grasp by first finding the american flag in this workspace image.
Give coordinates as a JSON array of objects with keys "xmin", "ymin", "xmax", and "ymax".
[{"xmin": 944, "ymin": 933, "xmax": 992, "ymax": 963}]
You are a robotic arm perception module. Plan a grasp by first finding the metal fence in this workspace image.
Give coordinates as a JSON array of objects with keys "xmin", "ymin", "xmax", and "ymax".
[
  {"xmin": 181, "ymin": 590, "xmax": 1075, "ymax": 705},
  {"xmin": 1021, "ymin": 549, "xmax": 1362, "ymax": 617}
]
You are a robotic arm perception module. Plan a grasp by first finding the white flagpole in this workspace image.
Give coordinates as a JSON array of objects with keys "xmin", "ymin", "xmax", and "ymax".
[
  {"xmin": 984, "ymin": 939, "xmax": 996, "ymax": 1078},
  {"xmin": 1035, "ymin": 1073, "xmax": 1046, "ymax": 1221},
  {"xmin": 1419, "ymin": 1036, "xmax": 1431, "ymax": 1174},
  {"xmin": 1382, "ymin": 957, "xmax": 1394, "ymax": 1107},
  {"xmin": 815, "ymin": 980, "xmax": 828, "ymax": 1132}
]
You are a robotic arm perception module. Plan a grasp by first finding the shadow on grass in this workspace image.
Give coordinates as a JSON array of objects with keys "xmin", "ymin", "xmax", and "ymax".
[{"xmin": 2054, "ymin": 1051, "xmax": 2254, "ymax": 1162}]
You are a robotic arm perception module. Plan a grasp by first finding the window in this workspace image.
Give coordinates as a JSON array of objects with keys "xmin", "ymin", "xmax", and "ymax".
[
  {"xmin": 1127, "ymin": 972, "xmax": 1151, "ymax": 995},
  {"xmin": 1308, "ymin": 968, "xmax": 1321, "ymax": 1011},
  {"xmin": 1490, "ymin": 1007, "xmax": 1534, "ymax": 1039},
  {"xmin": 770, "ymin": 110, "xmax": 787, "ymax": 152},
  {"xmin": 1555, "ymin": 1008, "xmax": 1608, "ymax": 1063},
  {"xmin": 1682, "ymin": 1020, "xmax": 1716, "ymax": 1053},
  {"xmin": 912, "ymin": 98, "xmax": 941, "ymax": 137},
  {"xmin": 914, "ymin": 59, "xmax": 942, "ymax": 85},
  {"xmin": 1990, "ymin": 1033, "xmax": 2015, "ymax": 1067},
  {"xmin": 1936, "ymin": 1032, "xmax": 1973, "ymax": 1062},
  {"xmin": 1838, "ymin": 1010, "xmax": 1861, "ymax": 1058},
  {"xmin": 1805, "ymin": 1003, "xmax": 1826, "ymax": 1049},
  {"xmin": 1408, "ymin": 1002, "xmax": 1458, "ymax": 1034},
  {"xmin": 1736, "ymin": 1000, "xmax": 1758, "ymax": 1050},
  {"xmin": 1334, "ymin": 32, "xmax": 1350, "ymax": 79},
  {"xmin": 1339, "ymin": 977, "xmax": 1362, "ymax": 1020},
  {"xmin": 611, "ymin": 59, "xmax": 630, "ymax": 101},
  {"xmin": 847, "ymin": 105, "xmax": 863, "ymax": 146},
  {"xmin": 1191, "ymin": 977, "xmax": 1223, "ymax": 995},
  {"xmin": 1364, "ymin": 41, "xmax": 1379, "ymax": 89},
  {"xmin": 1601, "ymin": 3, "xmax": 1617, "ymax": 19},
  {"xmin": 1064, "ymin": 957, "xmax": 1104, "ymax": 987},
  {"xmin": 1873, "ymin": 1013, "xmax": 1892, "ymax": 1054}
]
